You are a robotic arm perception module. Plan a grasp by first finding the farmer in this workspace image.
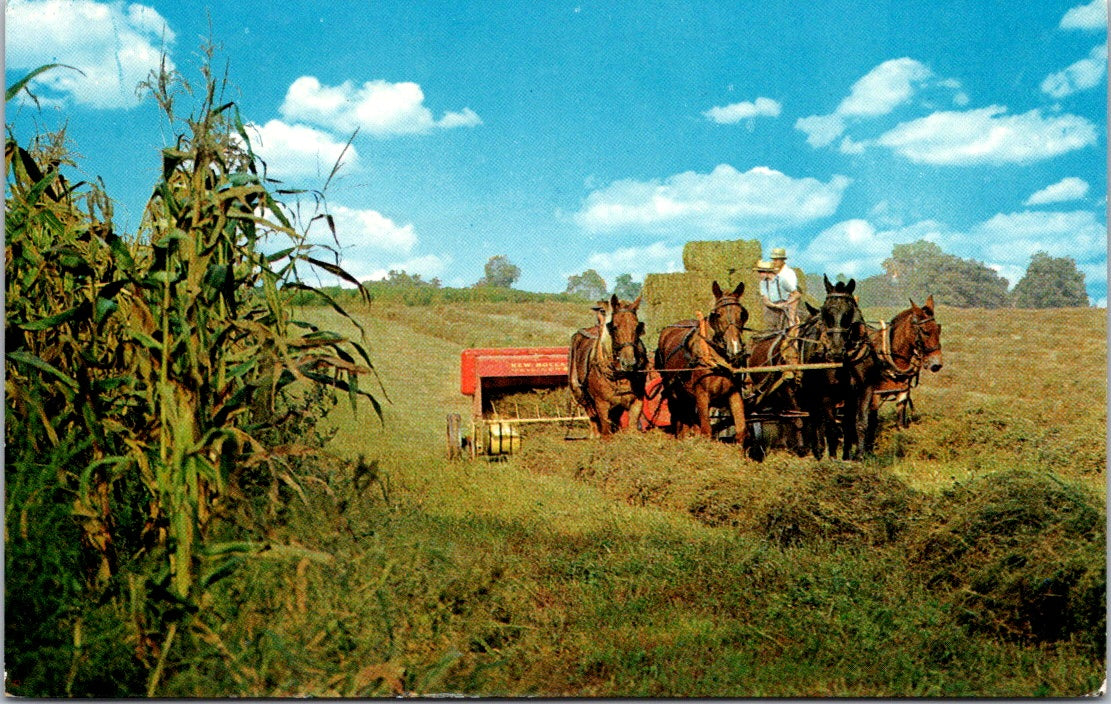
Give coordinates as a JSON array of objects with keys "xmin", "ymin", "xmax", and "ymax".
[{"xmin": 759, "ymin": 247, "xmax": 801, "ymax": 329}]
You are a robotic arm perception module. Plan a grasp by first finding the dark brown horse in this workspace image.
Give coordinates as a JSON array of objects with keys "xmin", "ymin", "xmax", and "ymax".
[
  {"xmin": 796, "ymin": 276, "xmax": 878, "ymax": 460},
  {"xmin": 569, "ymin": 294, "xmax": 648, "ymax": 437},
  {"xmin": 866, "ymin": 295, "xmax": 943, "ymax": 433},
  {"xmin": 654, "ymin": 281, "xmax": 749, "ymax": 444}
]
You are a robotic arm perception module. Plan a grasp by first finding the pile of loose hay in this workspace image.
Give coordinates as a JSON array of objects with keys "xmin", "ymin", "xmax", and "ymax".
[{"xmin": 907, "ymin": 469, "xmax": 1105, "ymax": 652}]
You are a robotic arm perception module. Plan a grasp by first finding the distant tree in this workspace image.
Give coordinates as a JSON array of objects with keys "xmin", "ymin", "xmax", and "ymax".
[
  {"xmin": 476, "ymin": 255, "xmax": 520, "ymax": 288},
  {"xmin": 883, "ymin": 240, "xmax": 1010, "ymax": 308},
  {"xmin": 383, "ymin": 269, "xmax": 440, "ymax": 288},
  {"xmin": 613, "ymin": 273, "xmax": 642, "ymax": 300},
  {"xmin": 565, "ymin": 269, "xmax": 608, "ymax": 300},
  {"xmin": 855, "ymin": 274, "xmax": 904, "ymax": 308},
  {"xmin": 1011, "ymin": 251, "xmax": 1088, "ymax": 308}
]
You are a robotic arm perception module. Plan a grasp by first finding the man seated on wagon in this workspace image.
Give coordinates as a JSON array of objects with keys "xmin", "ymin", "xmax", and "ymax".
[{"xmin": 757, "ymin": 247, "xmax": 801, "ymax": 329}]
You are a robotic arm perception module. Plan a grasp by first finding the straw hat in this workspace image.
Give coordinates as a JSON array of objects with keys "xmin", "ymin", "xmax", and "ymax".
[
  {"xmin": 754, "ymin": 259, "xmax": 775, "ymax": 272},
  {"xmin": 770, "ymin": 247, "xmax": 788, "ymax": 260}
]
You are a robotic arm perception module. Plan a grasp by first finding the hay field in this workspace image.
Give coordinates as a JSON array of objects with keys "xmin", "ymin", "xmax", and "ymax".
[{"xmin": 191, "ymin": 300, "xmax": 1104, "ymax": 697}]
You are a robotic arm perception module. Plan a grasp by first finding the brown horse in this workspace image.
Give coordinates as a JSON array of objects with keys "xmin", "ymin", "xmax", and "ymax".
[
  {"xmin": 569, "ymin": 294, "xmax": 648, "ymax": 437},
  {"xmin": 654, "ymin": 281, "xmax": 749, "ymax": 444},
  {"xmin": 866, "ymin": 295, "xmax": 943, "ymax": 434}
]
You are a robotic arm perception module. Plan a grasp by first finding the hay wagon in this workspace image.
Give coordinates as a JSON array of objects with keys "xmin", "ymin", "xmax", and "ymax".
[
  {"xmin": 447, "ymin": 345, "xmax": 838, "ymax": 460},
  {"xmin": 447, "ymin": 346, "xmax": 619, "ymax": 459}
]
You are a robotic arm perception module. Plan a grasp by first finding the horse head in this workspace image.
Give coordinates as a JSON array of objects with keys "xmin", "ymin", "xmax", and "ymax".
[
  {"xmin": 820, "ymin": 275, "xmax": 866, "ymax": 361},
  {"xmin": 708, "ymin": 281, "xmax": 748, "ymax": 367},
  {"xmin": 910, "ymin": 294, "xmax": 943, "ymax": 372},
  {"xmin": 602, "ymin": 293, "xmax": 646, "ymax": 374}
]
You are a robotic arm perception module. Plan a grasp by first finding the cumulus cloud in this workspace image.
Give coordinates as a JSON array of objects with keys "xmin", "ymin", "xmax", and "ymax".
[
  {"xmin": 1059, "ymin": 0, "xmax": 1108, "ymax": 30},
  {"xmin": 6, "ymin": 0, "xmax": 174, "ymax": 109},
  {"xmin": 703, "ymin": 97, "xmax": 782, "ymax": 124},
  {"xmin": 874, "ymin": 106, "xmax": 1097, "ymax": 165},
  {"xmin": 296, "ymin": 204, "xmax": 451, "ymax": 286},
  {"xmin": 573, "ymin": 164, "xmax": 851, "ymax": 235},
  {"xmin": 963, "ymin": 210, "xmax": 1107, "ymax": 269},
  {"xmin": 279, "ymin": 76, "xmax": 482, "ymax": 137},
  {"xmin": 581, "ymin": 241, "xmax": 685, "ymax": 282},
  {"xmin": 797, "ymin": 219, "xmax": 950, "ymax": 279},
  {"xmin": 1024, "ymin": 177, "xmax": 1090, "ymax": 206},
  {"xmin": 1041, "ymin": 43, "xmax": 1108, "ymax": 98},
  {"xmin": 795, "ymin": 58, "xmax": 935, "ymax": 147},
  {"xmin": 247, "ymin": 120, "xmax": 361, "ymax": 180},
  {"xmin": 310, "ymin": 204, "xmax": 417, "ymax": 254}
]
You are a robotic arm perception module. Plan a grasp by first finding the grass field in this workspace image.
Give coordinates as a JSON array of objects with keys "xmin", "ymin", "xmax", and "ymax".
[{"xmin": 169, "ymin": 300, "xmax": 1104, "ymax": 697}]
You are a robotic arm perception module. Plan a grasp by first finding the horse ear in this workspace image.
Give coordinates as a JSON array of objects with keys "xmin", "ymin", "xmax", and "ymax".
[
  {"xmin": 845, "ymin": 278, "xmax": 856, "ymax": 295},
  {"xmin": 824, "ymin": 275, "xmax": 833, "ymax": 293},
  {"xmin": 805, "ymin": 301, "xmax": 819, "ymax": 316},
  {"xmin": 610, "ymin": 293, "xmax": 619, "ymax": 311},
  {"xmin": 712, "ymin": 280, "xmax": 723, "ymax": 299},
  {"xmin": 909, "ymin": 297, "xmax": 922, "ymax": 314},
  {"xmin": 925, "ymin": 294, "xmax": 935, "ymax": 312},
  {"xmin": 630, "ymin": 294, "xmax": 642, "ymax": 312},
  {"xmin": 732, "ymin": 281, "xmax": 745, "ymax": 298}
]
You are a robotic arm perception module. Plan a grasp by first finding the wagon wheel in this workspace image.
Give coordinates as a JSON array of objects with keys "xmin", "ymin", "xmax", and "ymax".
[{"xmin": 446, "ymin": 413, "xmax": 464, "ymax": 460}]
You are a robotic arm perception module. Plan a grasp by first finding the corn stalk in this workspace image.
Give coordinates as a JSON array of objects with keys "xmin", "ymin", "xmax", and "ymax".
[{"xmin": 5, "ymin": 56, "xmax": 382, "ymax": 696}]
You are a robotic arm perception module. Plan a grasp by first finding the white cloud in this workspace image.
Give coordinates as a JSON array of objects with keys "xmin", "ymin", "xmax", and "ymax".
[
  {"xmin": 796, "ymin": 210, "xmax": 1107, "ymax": 298},
  {"xmin": 311, "ymin": 204, "xmax": 417, "ymax": 254},
  {"xmin": 1024, "ymin": 177, "xmax": 1090, "ymax": 206},
  {"xmin": 795, "ymin": 58, "xmax": 934, "ymax": 147},
  {"xmin": 837, "ymin": 58, "xmax": 933, "ymax": 117},
  {"xmin": 6, "ymin": 0, "xmax": 174, "ymax": 109},
  {"xmin": 1041, "ymin": 43, "xmax": 1108, "ymax": 98},
  {"xmin": 573, "ymin": 164, "xmax": 851, "ymax": 235},
  {"xmin": 297, "ymin": 205, "xmax": 450, "ymax": 286},
  {"xmin": 797, "ymin": 219, "xmax": 950, "ymax": 279},
  {"xmin": 704, "ymin": 97, "xmax": 782, "ymax": 124},
  {"xmin": 279, "ymin": 76, "xmax": 482, "ymax": 137},
  {"xmin": 963, "ymin": 210, "xmax": 1107, "ymax": 268},
  {"xmin": 247, "ymin": 120, "xmax": 361, "ymax": 180},
  {"xmin": 1060, "ymin": 0, "xmax": 1108, "ymax": 30},
  {"xmin": 582, "ymin": 241, "xmax": 685, "ymax": 282},
  {"xmin": 796, "ymin": 114, "xmax": 848, "ymax": 148},
  {"xmin": 874, "ymin": 106, "xmax": 1097, "ymax": 165}
]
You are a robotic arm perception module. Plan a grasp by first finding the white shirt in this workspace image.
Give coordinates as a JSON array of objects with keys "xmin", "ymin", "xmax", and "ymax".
[{"xmin": 761, "ymin": 266, "xmax": 798, "ymax": 302}]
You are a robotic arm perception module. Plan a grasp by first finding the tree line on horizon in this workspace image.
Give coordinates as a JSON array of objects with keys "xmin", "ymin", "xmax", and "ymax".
[{"xmin": 366, "ymin": 240, "xmax": 1091, "ymax": 309}]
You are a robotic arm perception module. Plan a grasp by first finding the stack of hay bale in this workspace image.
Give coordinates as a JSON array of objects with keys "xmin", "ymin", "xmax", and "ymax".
[{"xmin": 640, "ymin": 239, "xmax": 808, "ymax": 338}]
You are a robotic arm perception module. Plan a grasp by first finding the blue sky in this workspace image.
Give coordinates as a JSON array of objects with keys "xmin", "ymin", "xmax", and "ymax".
[{"xmin": 6, "ymin": 0, "xmax": 1108, "ymax": 303}]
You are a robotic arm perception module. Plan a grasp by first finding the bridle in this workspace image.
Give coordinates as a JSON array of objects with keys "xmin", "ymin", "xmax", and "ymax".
[
  {"xmin": 601, "ymin": 311, "xmax": 647, "ymax": 377},
  {"xmin": 701, "ymin": 298, "xmax": 750, "ymax": 363},
  {"xmin": 882, "ymin": 311, "xmax": 940, "ymax": 376},
  {"xmin": 812, "ymin": 292, "xmax": 869, "ymax": 361}
]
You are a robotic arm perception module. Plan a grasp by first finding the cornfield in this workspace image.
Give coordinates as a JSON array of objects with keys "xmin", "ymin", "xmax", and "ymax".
[{"xmin": 5, "ymin": 56, "xmax": 380, "ymax": 696}]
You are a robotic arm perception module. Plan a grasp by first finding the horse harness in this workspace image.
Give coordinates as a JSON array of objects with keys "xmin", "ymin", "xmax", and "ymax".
[
  {"xmin": 874, "ymin": 312, "xmax": 939, "ymax": 384},
  {"xmin": 576, "ymin": 325, "xmax": 647, "ymax": 381}
]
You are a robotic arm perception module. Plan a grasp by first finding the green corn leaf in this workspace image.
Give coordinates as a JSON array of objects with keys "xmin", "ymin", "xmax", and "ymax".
[
  {"xmin": 94, "ymin": 296, "xmax": 118, "ymax": 325},
  {"xmin": 17, "ymin": 303, "xmax": 88, "ymax": 331},
  {"xmin": 6, "ymin": 63, "xmax": 81, "ymax": 102},
  {"xmin": 6, "ymin": 349, "xmax": 80, "ymax": 390}
]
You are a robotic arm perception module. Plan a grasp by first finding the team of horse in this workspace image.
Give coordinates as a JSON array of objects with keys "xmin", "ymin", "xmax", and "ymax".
[{"xmin": 568, "ymin": 277, "xmax": 943, "ymax": 460}]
